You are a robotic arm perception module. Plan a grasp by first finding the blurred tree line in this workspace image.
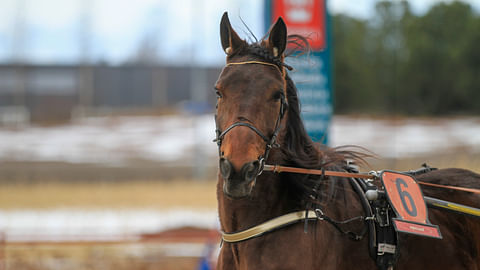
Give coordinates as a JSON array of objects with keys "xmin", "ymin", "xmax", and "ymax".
[{"xmin": 333, "ymin": 1, "xmax": 480, "ymax": 115}]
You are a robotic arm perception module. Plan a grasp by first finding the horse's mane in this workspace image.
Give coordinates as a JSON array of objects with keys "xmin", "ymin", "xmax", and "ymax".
[
  {"xmin": 231, "ymin": 34, "xmax": 369, "ymax": 207},
  {"xmin": 282, "ymin": 71, "xmax": 370, "ymax": 207}
]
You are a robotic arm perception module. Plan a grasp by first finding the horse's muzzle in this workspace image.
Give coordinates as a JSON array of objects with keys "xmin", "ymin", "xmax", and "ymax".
[{"xmin": 220, "ymin": 157, "xmax": 260, "ymax": 198}]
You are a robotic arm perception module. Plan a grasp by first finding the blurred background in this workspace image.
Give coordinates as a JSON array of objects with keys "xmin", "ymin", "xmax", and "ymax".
[{"xmin": 0, "ymin": 0, "xmax": 479, "ymax": 269}]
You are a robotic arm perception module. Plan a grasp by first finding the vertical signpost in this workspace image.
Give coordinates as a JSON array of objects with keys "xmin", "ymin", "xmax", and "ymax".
[{"xmin": 266, "ymin": 0, "xmax": 332, "ymax": 144}]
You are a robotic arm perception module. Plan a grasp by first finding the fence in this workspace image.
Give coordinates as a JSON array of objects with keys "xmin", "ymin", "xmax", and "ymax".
[{"xmin": 0, "ymin": 64, "xmax": 221, "ymax": 123}]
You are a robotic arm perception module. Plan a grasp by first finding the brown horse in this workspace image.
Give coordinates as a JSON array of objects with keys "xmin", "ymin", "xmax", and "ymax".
[{"xmin": 214, "ymin": 12, "xmax": 480, "ymax": 270}]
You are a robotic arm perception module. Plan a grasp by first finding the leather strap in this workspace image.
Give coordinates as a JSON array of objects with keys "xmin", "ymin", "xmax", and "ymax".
[
  {"xmin": 418, "ymin": 181, "xmax": 480, "ymax": 194},
  {"xmin": 264, "ymin": 164, "xmax": 480, "ymax": 194},
  {"xmin": 263, "ymin": 164, "xmax": 375, "ymax": 179},
  {"xmin": 216, "ymin": 122, "xmax": 270, "ymax": 144},
  {"xmin": 225, "ymin": 61, "xmax": 283, "ymax": 74},
  {"xmin": 222, "ymin": 210, "xmax": 317, "ymax": 243}
]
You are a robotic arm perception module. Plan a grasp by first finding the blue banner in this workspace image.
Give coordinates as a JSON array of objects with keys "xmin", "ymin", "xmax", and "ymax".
[
  {"xmin": 265, "ymin": 0, "xmax": 332, "ymax": 144},
  {"xmin": 286, "ymin": 50, "xmax": 331, "ymax": 144}
]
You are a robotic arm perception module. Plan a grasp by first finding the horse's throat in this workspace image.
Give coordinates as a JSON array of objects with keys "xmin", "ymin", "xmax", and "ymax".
[{"xmin": 217, "ymin": 174, "xmax": 289, "ymax": 233}]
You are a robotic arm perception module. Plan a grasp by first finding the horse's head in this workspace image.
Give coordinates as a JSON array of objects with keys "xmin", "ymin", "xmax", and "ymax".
[{"xmin": 214, "ymin": 12, "xmax": 289, "ymax": 198}]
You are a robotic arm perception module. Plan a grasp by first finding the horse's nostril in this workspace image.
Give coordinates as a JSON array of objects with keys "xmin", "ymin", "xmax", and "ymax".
[
  {"xmin": 220, "ymin": 158, "xmax": 259, "ymax": 182},
  {"xmin": 243, "ymin": 160, "xmax": 260, "ymax": 181},
  {"xmin": 219, "ymin": 158, "xmax": 233, "ymax": 180}
]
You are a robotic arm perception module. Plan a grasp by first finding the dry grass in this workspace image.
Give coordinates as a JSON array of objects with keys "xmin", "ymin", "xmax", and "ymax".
[{"xmin": 0, "ymin": 180, "xmax": 217, "ymax": 210}]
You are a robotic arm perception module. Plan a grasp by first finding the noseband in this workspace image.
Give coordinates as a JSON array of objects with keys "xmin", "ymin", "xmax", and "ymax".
[{"xmin": 214, "ymin": 61, "xmax": 287, "ymax": 175}]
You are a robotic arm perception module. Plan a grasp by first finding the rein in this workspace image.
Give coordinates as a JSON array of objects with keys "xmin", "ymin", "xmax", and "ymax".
[
  {"xmin": 263, "ymin": 164, "xmax": 375, "ymax": 179},
  {"xmin": 416, "ymin": 181, "xmax": 480, "ymax": 194},
  {"xmin": 264, "ymin": 164, "xmax": 480, "ymax": 194}
]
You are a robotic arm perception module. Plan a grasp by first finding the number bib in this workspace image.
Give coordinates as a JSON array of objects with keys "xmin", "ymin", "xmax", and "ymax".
[{"xmin": 381, "ymin": 171, "xmax": 442, "ymax": 239}]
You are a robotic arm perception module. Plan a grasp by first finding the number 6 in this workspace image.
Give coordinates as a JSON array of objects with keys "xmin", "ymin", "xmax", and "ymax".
[{"xmin": 395, "ymin": 178, "xmax": 418, "ymax": 217}]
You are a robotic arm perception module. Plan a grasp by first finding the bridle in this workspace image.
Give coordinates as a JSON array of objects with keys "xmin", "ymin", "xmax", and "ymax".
[{"xmin": 213, "ymin": 61, "xmax": 288, "ymax": 175}]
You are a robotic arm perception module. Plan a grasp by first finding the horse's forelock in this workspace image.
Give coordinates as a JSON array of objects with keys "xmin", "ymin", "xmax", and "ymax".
[{"xmin": 227, "ymin": 34, "xmax": 310, "ymax": 69}]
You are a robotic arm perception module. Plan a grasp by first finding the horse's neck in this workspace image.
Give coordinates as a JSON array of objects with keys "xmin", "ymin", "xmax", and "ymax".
[{"xmin": 217, "ymin": 172, "xmax": 292, "ymax": 233}]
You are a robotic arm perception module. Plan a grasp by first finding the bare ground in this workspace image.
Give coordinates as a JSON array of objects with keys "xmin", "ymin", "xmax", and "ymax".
[{"xmin": 0, "ymin": 153, "xmax": 478, "ymax": 270}]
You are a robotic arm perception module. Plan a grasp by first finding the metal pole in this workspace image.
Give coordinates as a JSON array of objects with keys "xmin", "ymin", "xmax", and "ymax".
[
  {"xmin": 0, "ymin": 231, "xmax": 5, "ymax": 270},
  {"xmin": 76, "ymin": 0, "xmax": 94, "ymax": 118},
  {"xmin": 12, "ymin": 0, "xmax": 29, "ymax": 124},
  {"xmin": 189, "ymin": 0, "xmax": 208, "ymax": 180},
  {"xmin": 425, "ymin": 196, "xmax": 480, "ymax": 219},
  {"xmin": 152, "ymin": 67, "xmax": 168, "ymax": 109}
]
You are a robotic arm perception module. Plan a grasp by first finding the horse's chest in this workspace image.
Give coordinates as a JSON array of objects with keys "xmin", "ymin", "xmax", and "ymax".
[{"xmin": 218, "ymin": 232, "xmax": 323, "ymax": 270}]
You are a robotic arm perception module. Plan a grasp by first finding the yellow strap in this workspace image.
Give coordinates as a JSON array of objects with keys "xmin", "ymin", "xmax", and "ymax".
[
  {"xmin": 432, "ymin": 202, "xmax": 480, "ymax": 217},
  {"xmin": 222, "ymin": 210, "xmax": 317, "ymax": 243}
]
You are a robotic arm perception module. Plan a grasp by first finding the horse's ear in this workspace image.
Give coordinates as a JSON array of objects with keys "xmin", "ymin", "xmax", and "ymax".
[
  {"xmin": 268, "ymin": 17, "xmax": 287, "ymax": 57},
  {"xmin": 220, "ymin": 12, "xmax": 243, "ymax": 55}
]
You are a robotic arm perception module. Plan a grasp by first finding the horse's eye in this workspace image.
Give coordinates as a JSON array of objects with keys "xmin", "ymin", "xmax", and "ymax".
[
  {"xmin": 272, "ymin": 91, "xmax": 283, "ymax": 101},
  {"xmin": 215, "ymin": 90, "xmax": 223, "ymax": 98}
]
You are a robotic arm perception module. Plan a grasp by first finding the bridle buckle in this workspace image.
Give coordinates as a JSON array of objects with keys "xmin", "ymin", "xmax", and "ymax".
[{"xmin": 257, "ymin": 157, "xmax": 265, "ymax": 176}]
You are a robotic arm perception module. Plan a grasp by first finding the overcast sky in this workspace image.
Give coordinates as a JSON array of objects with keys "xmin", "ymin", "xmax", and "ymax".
[{"xmin": 0, "ymin": 0, "xmax": 479, "ymax": 66}]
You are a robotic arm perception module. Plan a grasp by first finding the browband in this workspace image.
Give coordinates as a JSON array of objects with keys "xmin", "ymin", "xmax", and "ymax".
[{"xmin": 225, "ymin": 61, "xmax": 284, "ymax": 75}]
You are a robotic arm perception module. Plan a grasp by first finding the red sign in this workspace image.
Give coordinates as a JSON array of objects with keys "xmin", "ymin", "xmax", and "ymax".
[
  {"xmin": 272, "ymin": 0, "xmax": 326, "ymax": 50},
  {"xmin": 393, "ymin": 219, "xmax": 442, "ymax": 239},
  {"xmin": 382, "ymin": 171, "xmax": 427, "ymax": 223},
  {"xmin": 381, "ymin": 171, "xmax": 442, "ymax": 239}
]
